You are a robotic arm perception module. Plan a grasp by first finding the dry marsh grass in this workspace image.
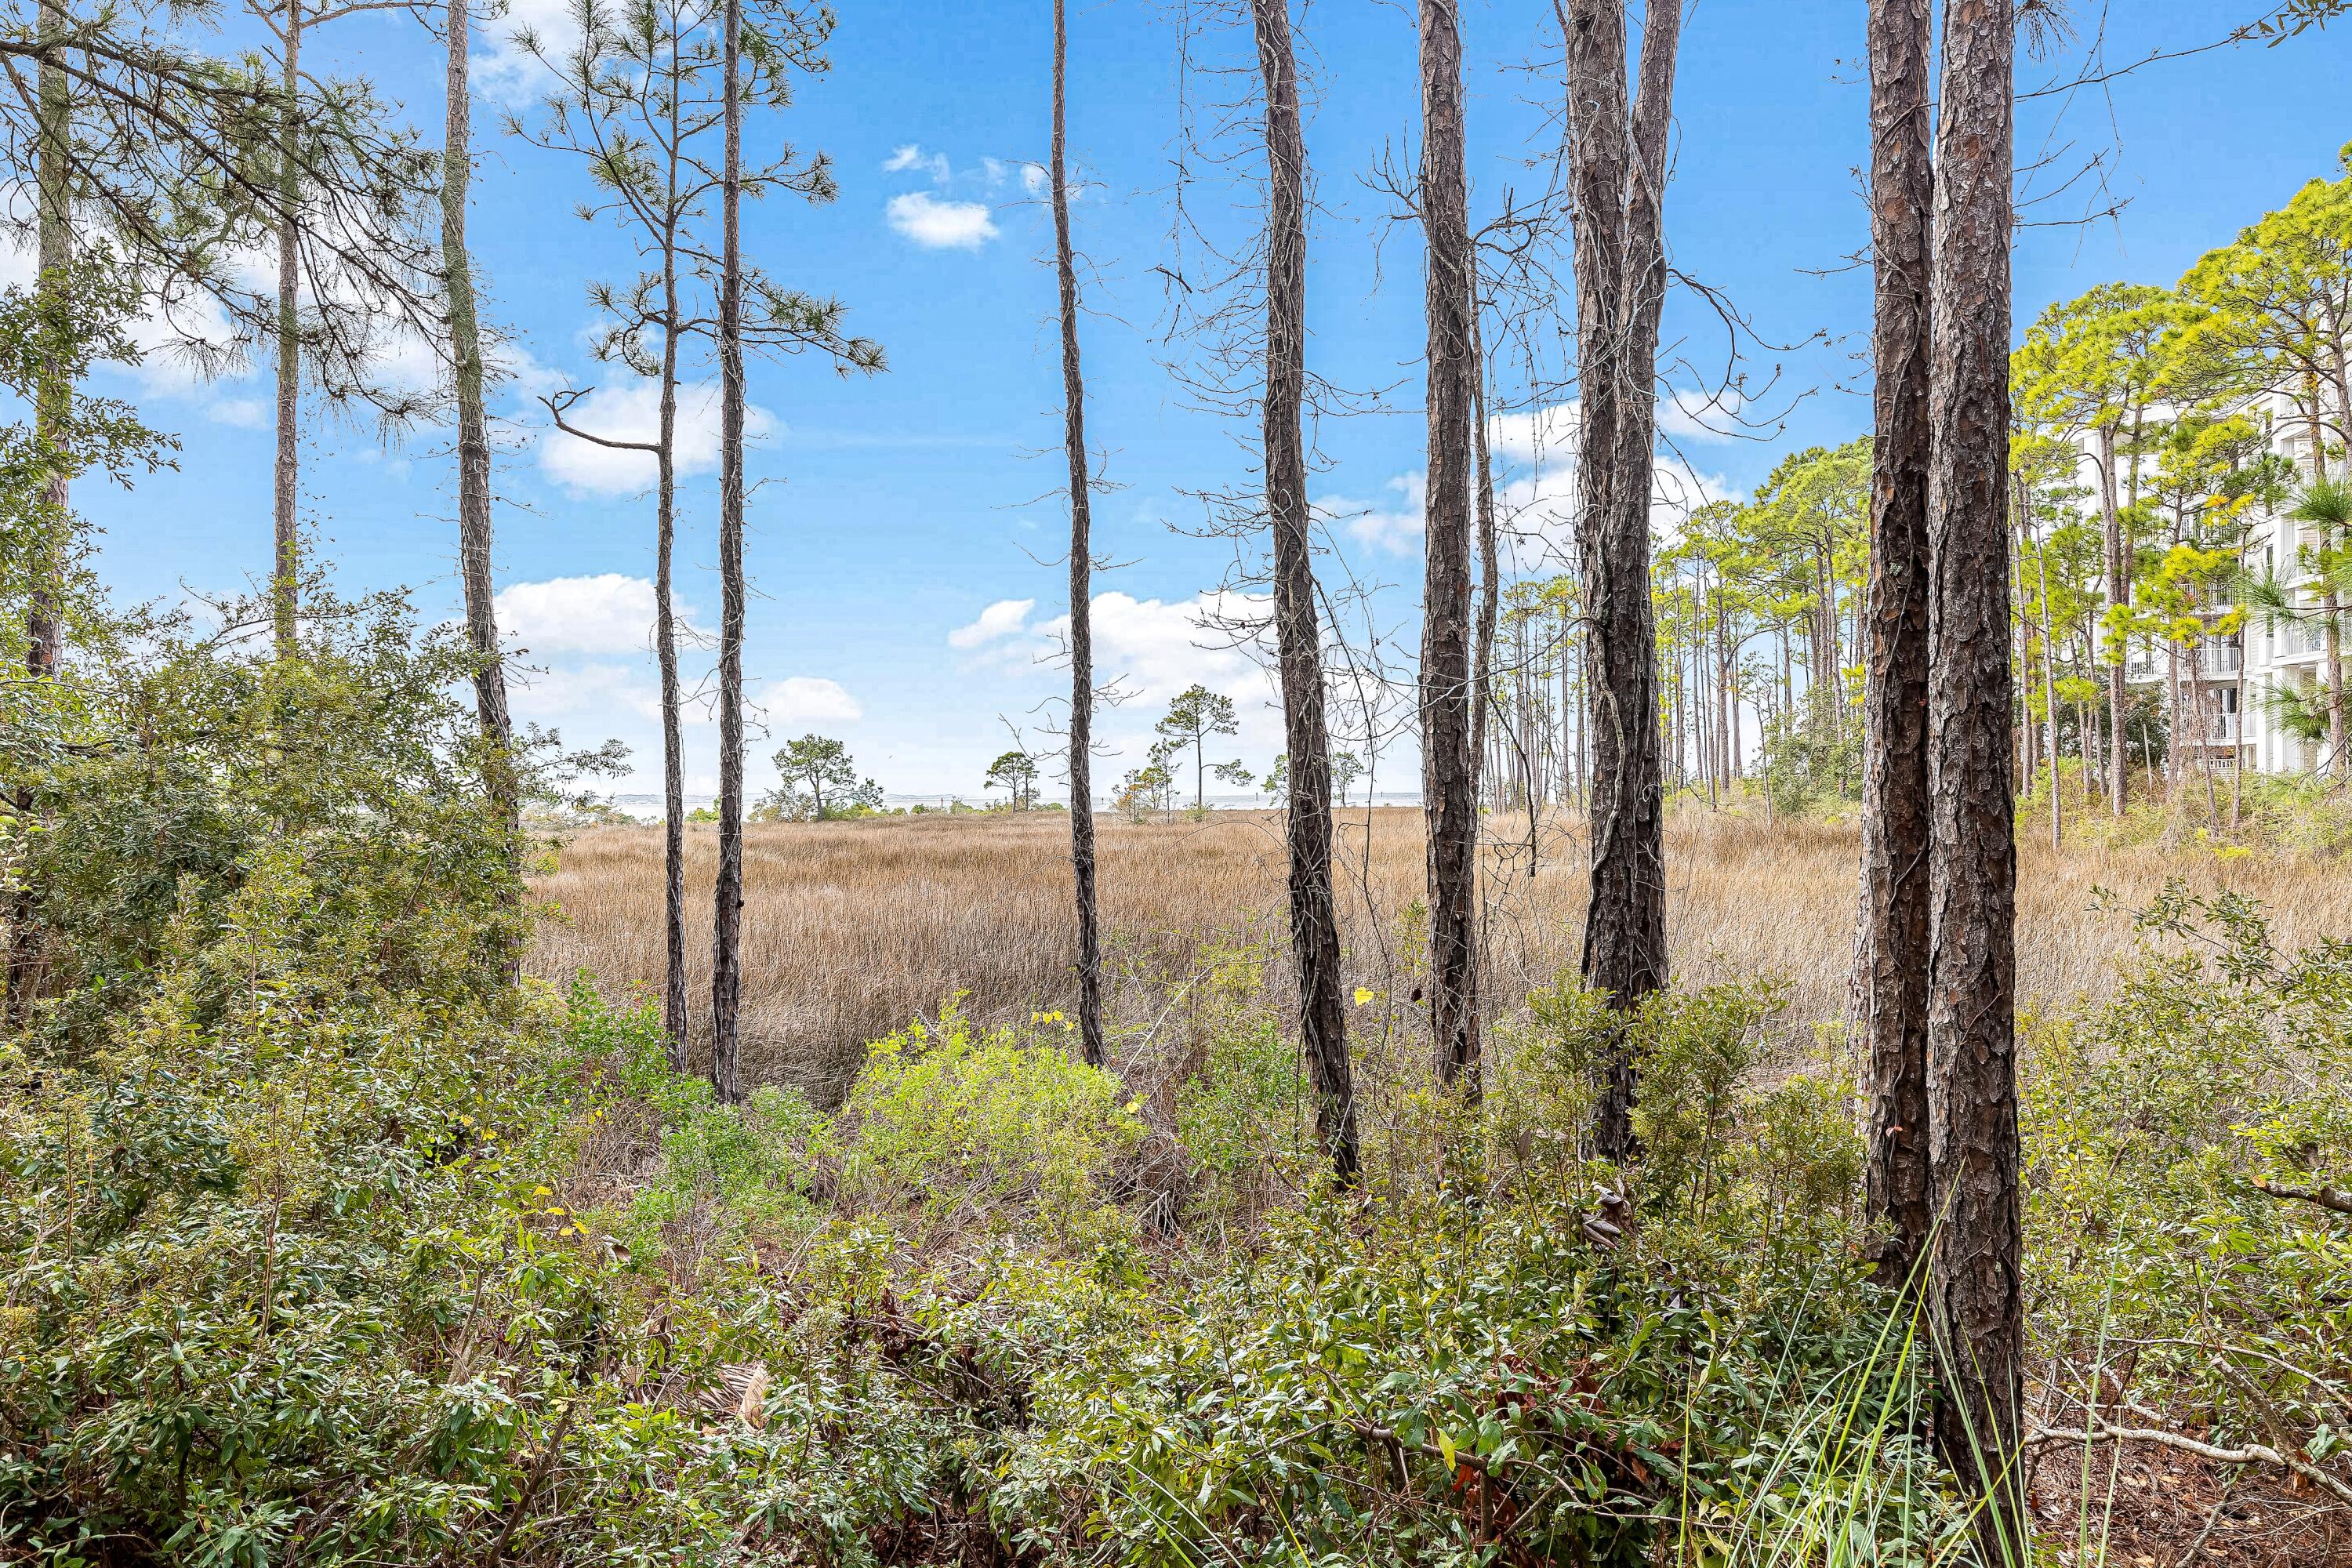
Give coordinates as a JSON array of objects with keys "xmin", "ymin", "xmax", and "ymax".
[{"xmin": 528, "ymin": 806, "xmax": 2352, "ymax": 1104}]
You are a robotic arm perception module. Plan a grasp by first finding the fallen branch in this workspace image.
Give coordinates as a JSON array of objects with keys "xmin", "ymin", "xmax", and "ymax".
[
  {"xmin": 2028, "ymin": 1420, "xmax": 2352, "ymax": 1506},
  {"xmin": 2255, "ymin": 1178, "xmax": 2352, "ymax": 1217}
]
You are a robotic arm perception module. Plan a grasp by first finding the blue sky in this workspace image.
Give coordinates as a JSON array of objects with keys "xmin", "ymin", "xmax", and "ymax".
[{"xmin": 75, "ymin": 0, "xmax": 2352, "ymax": 800}]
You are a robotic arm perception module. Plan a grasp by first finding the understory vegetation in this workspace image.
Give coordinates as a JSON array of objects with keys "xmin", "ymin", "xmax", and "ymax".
[{"xmin": 5, "ymin": 608, "xmax": 2350, "ymax": 1565}]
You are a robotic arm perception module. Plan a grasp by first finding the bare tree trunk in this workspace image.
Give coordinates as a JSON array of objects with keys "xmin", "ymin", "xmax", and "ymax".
[
  {"xmin": 1470, "ymin": 304, "xmax": 1499, "ymax": 807},
  {"xmin": 1053, "ymin": 0, "xmax": 1106, "ymax": 1068},
  {"xmin": 1417, "ymin": 0, "xmax": 1479, "ymax": 1101},
  {"xmin": 273, "ymin": 5, "xmax": 303, "ymax": 655},
  {"xmin": 1857, "ymin": 0, "xmax": 1933, "ymax": 1299},
  {"xmin": 708, "ymin": 0, "xmax": 746, "ymax": 1104},
  {"xmin": 1926, "ymin": 0, "xmax": 2025, "ymax": 1550},
  {"xmin": 8, "ymin": 2, "xmax": 70, "ymax": 1024},
  {"xmin": 441, "ymin": 0, "xmax": 517, "ymax": 859},
  {"xmin": 2098, "ymin": 423, "xmax": 2128, "ymax": 814},
  {"xmin": 2168, "ymin": 641, "xmax": 2182, "ymax": 793},
  {"xmin": 2232, "ymin": 657, "xmax": 2245, "ymax": 829},
  {"xmin": 25, "ymin": 0, "xmax": 67, "ymax": 684},
  {"xmin": 1251, "ymin": 0, "xmax": 1354, "ymax": 1176},
  {"xmin": 651, "ymin": 132, "xmax": 688, "ymax": 1058},
  {"xmin": 2037, "ymin": 523, "xmax": 2062, "ymax": 851},
  {"xmin": 2016, "ymin": 538, "xmax": 2034, "ymax": 789},
  {"xmin": 1563, "ymin": 0, "xmax": 1678, "ymax": 1162},
  {"xmin": 2192, "ymin": 654, "xmax": 2220, "ymax": 824}
]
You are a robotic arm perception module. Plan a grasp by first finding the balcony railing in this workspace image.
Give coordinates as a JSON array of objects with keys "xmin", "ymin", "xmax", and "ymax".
[
  {"xmin": 2123, "ymin": 642, "xmax": 2245, "ymax": 681},
  {"xmin": 2275, "ymin": 618, "xmax": 2331, "ymax": 657},
  {"xmin": 2196, "ymin": 710, "xmax": 2242, "ymax": 745}
]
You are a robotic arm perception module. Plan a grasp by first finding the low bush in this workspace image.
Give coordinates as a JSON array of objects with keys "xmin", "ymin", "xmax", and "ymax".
[{"xmin": 2024, "ymin": 881, "xmax": 2352, "ymax": 1493}]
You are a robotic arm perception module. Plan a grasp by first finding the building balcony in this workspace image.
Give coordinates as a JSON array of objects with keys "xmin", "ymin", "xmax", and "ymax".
[
  {"xmin": 2124, "ymin": 641, "xmax": 2246, "ymax": 683},
  {"xmin": 2186, "ymin": 710, "xmax": 2243, "ymax": 746},
  {"xmin": 2267, "ymin": 618, "xmax": 2332, "ymax": 661}
]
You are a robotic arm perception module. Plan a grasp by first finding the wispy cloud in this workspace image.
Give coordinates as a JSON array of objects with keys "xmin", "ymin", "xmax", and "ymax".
[
  {"xmin": 883, "ymin": 143, "xmax": 951, "ymax": 181},
  {"xmin": 1316, "ymin": 472, "xmax": 1426, "ymax": 556}
]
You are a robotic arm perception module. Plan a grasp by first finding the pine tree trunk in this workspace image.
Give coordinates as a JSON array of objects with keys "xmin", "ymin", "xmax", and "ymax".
[
  {"xmin": 1856, "ymin": 0, "xmax": 1933, "ymax": 1300},
  {"xmin": 708, "ymin": 0, "xmax": 746, "ymax": 1104},
  {"xmin": 2038, "ymin": 528, "xmax": 2062, "ymax": 851},
  {"xmin": 1469, "ymin": 304, "xmax": 1499, "ymax": 806},
  {"xmin": 2098, "ymin": 423, "xmax": 2128, "ymax": 813},
  {"xmin": 657, "ymin": 234, "xmax": 688, "ymax": 1062},
  {"xmin": 1051, "ymin": 0, "xmax": 1106, "ymax": 1068},
  {"xmin": 25, "ymin": 0, "xmax": 67, "ymax": 684},
  {"xmin": 273, "ymin": 7, "xmax": 303, "ymax": 655},
  {"xmin": 1564, "ymin": 0, "xmax": 1678, "ymax": 1162},
  {"xmin": 441, "ymin": 0, "xmax": 517, "ymax": 858},
  {"xmin": 1251, "ymin": 0, "xmax": 1353, "ymax": 1174},
  {"xmin": 1417, "ymin": 0, "xmax": 1479, "ymax": 1101},
  {"xmin": 8, "ymin": 2, "xmax": 71, "ymax": 1024},
  {"xmin": 1925, "ymin": 0, "xmax": 2025, "ymax": 1549},
  {"xmin": 653, "ymin": 40, "xmax": 688, "ymax": 1055}
]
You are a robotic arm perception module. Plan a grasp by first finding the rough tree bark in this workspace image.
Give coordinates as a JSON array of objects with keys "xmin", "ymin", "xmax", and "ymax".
[
  {"xmin": 1051, "ymin": 0, "xmax": 1106, "ymax": 1069},
  {"xmin": 1470, "ymin": 305, "xmax": 1499, "ymax": 808},
  {"xmin": 1417, "ymin": 0, "xmax": 1479, "ymax": 1101},
  {"xmin": 2034, "ymin": 504, "xmax": 2062, "ymax": 850},
  {"xmin": 272, "ymin": 1, "xmax": 303, "ymax": 655},
  {"xmin": 1562, "ymin": 0, "xmax": 1678, "ymax": 1162},
  {"xmin": 1250, "ymin": 0, "xmax": 1356, "ymax": 1181},
  {"xmin": 8, "ymin": 1, "xmax": 70, "ymax": 1024},
  {"xmin": 1925, "ymin": 0, "xmax": 2026, "ymax": 1551},
  {"xmin": 655, "ymin": 201, "xmax": 688, "ymax": 1060},
  {"xmin": 25, "ymin": 0, "xmax": 66, "ymax": 685},
  {"xmin": 708, "ymin": 0, "xmax": 746, "ymax": 1103},
  {"xmin": 440, "ymin": 0, "xmax": 517, "ymax": 854},
  {"xmin": 1854, "ymin": 0, "xmax": 1935, "ymax": 1285}
]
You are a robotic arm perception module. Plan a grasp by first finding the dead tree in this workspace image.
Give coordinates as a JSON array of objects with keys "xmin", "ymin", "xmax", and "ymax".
[
  {"xmin": 1250, "ymin": 0, "xmax": 1356, "ymax": 1180},
  {"xmin": 1417, "ymin": 0, "xmax": 1479, "ymax": 1102},
  {"xmin": 1925, "ymin": 0, "xmax": 2025, "ymax": 1550},
  {"xmin": 1051, "ymin": 0, "xmax": 1106, "ymax": 1068},
  {"xmin": 1856, "ymin": 0, "xmax": 1933, "ymax": 1298},
  {"xmin": 1560, "ymin": 0, "xmax": 1679, "ymax": 1161}
]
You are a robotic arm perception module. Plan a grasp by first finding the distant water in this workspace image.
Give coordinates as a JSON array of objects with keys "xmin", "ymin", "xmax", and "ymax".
[{"xmin": 593, "ymin": 790, "xmax": 1425, "ymax": 820}]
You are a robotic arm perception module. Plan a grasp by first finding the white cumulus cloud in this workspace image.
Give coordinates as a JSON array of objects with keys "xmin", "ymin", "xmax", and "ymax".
[
  {"xmin": 1488, "ymin": 401, "xmax": 1580, "ymax": 463},
  {"xmin": 535, "ymin": 379, "xmax": 777, "ymax": 495},
  {"xmin": 949, "ymin": 597, "xmax": 1034, "ymax": 649},
  {"xmin": 763, "ymin": 676, "xmax": 862, "ymax": 724},
  {"xmin": 1030, "ymin": 590, "xmax": 1271, "ymax": 709},
  {"xmin": 886, "ymin": 191, "xmax": 998, "ymax": 250},
  {"xmin": 495, "ymin": 573, "xmax": 679, "ymax": 656},
  {"xmin": 1657, "ymin": 387, "xmax": 1751, "ymax": 444},
  {"xmin": 474, "ymin": 0, "xmax": 580, "ymax": 100}
]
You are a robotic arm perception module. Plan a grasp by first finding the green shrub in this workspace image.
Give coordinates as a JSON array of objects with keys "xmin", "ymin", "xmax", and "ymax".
[
  {"xmin": 832, "ymin": 999, "xmax": 1145, "ymax": 1250},
  {"xmin": 2024, "ymin": 884, "xmax": 2352, "ymax": 1489}
]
